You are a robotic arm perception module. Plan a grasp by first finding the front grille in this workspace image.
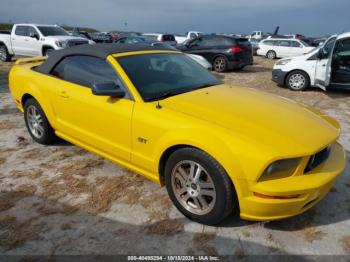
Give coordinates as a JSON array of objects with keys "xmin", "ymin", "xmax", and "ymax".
[
  {"xmin": 66, "ymin": 40, "xmax": 89, "ymax": 47},
  {"xmin": 304, "ymin": 145, "xmax": 331, "ymax": 173}
]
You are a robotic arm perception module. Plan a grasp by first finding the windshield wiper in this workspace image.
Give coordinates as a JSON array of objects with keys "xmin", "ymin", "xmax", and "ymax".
[
  {"xmin": 146, "ymin": 84, "xmax": 217, "ymax": 102},
  {"xmin": 146, "ymin": 90, "xmax": 187, "ymax": 102}
]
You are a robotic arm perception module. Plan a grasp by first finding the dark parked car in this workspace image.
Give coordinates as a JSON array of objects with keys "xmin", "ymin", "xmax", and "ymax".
[
  {"xmin": 177, "ymin": 35, "xmax": 253, "ymax": 72},
  {"xmin": 114, "ymin": 36, "xmax": 164, "ymax": 46}
]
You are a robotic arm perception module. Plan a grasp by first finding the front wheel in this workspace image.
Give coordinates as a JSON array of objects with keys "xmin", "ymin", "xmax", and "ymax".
[
  {"xmin": 43, "ymin": 48, "xmax": 54, "ymax": 57},
  {"xmin": 164, "ymin": 148, "xmax": 236, "ymax": 225},
  {"xmin": 286, "ymin": 71, "xmax": 309, "ymax": 91}
]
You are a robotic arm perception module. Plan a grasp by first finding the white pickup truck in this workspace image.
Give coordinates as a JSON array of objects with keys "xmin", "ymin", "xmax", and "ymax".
[
  {"xmin": 174, "ymin": 31, "xmax": 203, "ymax": 44},
  {"xmin": 0, "ymin": 24, "xmax": 94, "ymax": 62}
]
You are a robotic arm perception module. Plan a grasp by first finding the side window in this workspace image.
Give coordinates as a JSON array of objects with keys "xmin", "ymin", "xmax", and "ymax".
[
  {"xmin": 190, "ymin": 37, "xmax": 203, "ymax": 47},
  {"xmin": 50, "ymin": 56, "xmax": 121, "ymax": 88},
  {"xmin": 290, "ymin": 41, "xmax": 301, "ymax": 47},
  {"xmin": 197, "ymin": 37, "xmax": 218, "ymax": 47},
  {"xmin": 278, "ymin": 40, "xmax": 291, "ymax": 47},
  {"xmin": 263, "ymin": 40, "xmax": 274, "ymax": 46},
  {"xmin": 15, "ymin": 26, "xmax": 28, "ymax": 36},
  {"xmin": 323, "ymin": 38, "xmax": 336, "ymax": 57},
  {"xmin": 27, "ymin": 27, "xmax": 39, "ymax": 37}
]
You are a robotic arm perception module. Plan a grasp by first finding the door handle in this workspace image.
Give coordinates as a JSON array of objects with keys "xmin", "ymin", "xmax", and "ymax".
[
  {"xmin": 59, "ymin": 91, "xmax": 69, "ymax": 98},
  {"xmin": 322, "ymin": 64, "xmax": 326, "ymax": 67}
]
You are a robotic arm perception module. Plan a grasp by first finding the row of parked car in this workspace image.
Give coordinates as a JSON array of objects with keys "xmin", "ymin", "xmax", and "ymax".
[
  {"xmin": 0, "ymin": 24, "xmax": 254, "ymax": 73},
  {"xmin": 1, "ymin": 23, "xmax": 349, "ymax": 92}
]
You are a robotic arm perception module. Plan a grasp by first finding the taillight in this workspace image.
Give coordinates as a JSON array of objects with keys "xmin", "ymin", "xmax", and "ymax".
[{"xmin": 228, "ymin": 46, "xmax": 243, "ymax": 53}]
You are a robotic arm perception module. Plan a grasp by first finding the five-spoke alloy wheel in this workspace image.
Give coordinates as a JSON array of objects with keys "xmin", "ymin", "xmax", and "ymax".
[
  {"xmin": 24, "ymin": 98, "xmax": 57, "ymax": 144},
  {"xmin": 165, "ymin": 147, "xmax": 236, "ymax": 225},
  {"xmin": 171, "ymin": 160, "xmax": 216, "ymax": 216}
]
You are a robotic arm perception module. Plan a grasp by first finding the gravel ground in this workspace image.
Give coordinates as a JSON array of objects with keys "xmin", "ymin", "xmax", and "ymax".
[{"xmin": 0, "ymin": 57, "xmax": 349, "ymax": 258}]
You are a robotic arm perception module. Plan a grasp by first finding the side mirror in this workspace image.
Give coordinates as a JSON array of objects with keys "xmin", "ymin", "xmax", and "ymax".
[
  {"xmin": 92, "ymin": 82, "xmax": 125, "ymax": 98},
  {"xmin": 29, "ymin": 33, "xmax": 39, "ymax": 40}
]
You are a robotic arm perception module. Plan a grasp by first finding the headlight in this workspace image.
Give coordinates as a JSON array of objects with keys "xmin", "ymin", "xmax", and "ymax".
[
  {"xmin": 55, "ymin": 40, "xmax": 66, "ymax": 48},
  {"xmin": 276, "ymin": 59, "xmax": 292, "ymax": 66},
  {"xmin": 259, "ymin": 158, "xmax": 301, "ymax": 181}
]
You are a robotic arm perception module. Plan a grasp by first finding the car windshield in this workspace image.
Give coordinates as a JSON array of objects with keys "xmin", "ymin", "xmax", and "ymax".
[
  {"xmin": 116, "ymin": 53, "xmax": 222, "ymax": 101},
  {"xmin": 37, "ymin": 26, "xmax": 69, "ymax": 36},
  {"xmin": 299, "ymin": 40, "xmax": 311, "ymax": 47}
]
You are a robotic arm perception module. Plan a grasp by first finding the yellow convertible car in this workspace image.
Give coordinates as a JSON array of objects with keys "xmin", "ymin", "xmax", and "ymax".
[{"xmin": 9, "ymin": 44, "xmax": 345, "ymax": 225}]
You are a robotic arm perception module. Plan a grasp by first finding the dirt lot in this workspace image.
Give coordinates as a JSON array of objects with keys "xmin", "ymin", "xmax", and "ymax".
[{"xmin": 0, "ymin": 57, "xmax": 349, "ymax": 257}]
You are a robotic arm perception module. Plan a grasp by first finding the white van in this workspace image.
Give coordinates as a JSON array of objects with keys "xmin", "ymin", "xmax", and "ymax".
[
  {"xmin": 257, "ymin": 38, "xmax": 314, "ymax": 59},
  {"xmin": 272, "ymin": 32, "xmax": 350, "ymax": 91}
]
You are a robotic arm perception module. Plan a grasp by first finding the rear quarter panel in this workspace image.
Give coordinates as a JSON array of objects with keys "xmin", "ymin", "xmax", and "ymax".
[{"xmin": 9, "ymin": 63, "xmax": 58, "ymax": 129}]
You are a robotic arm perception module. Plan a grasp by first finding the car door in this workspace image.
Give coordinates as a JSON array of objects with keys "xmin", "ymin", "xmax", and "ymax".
[
  {"xmin": 315, "ymin": 37, "xmax": 337, "ymax": 89},
  {"xmin": 11, "ymin": 26, "xmax": 29, "ymax": 55},
  {"xmin": 185, "ymin": 36, "xmax": 213, "ymax": 61},
  {"xmin": 49, "ymin": 55, "xmax": 134, "ymax": 162},
  {"xmin": 290, "ymin": 40, "xmax": 304, "ymax": 56},
  {"xmin": 25, "ymin": 26, "xmax": 42, "ymax": 56},
  {"xmin": 277, "ymin": 40, "xmax": 292, "ymax": 57}
]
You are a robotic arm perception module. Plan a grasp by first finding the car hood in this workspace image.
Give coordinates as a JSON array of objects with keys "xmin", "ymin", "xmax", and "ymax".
[
  {"xmin": 44, "ymin": 35, "xmax": 88, "ymax": 42},
  {"xmin": 161, "ymin": 84, "xmax": 340, "ymax": 155}
]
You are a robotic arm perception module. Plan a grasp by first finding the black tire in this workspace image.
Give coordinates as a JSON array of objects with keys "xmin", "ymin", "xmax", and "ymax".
[
  {"xmin": 43, "ymin": 48, "xmax": 54, "ymax": 57},
  {"xmin": 213, "ymin": 56, "xmax": 228, "ymax": 72},
  {"xmin": 0, "ymin": 45, "xmax": 12, "ymax": 62},
  {"xmin": 286, "ymin": 70, "xmax": 309, "ymax": 91},
  {"xmin": 266, "ymin": 50, "xmax": 276, "ymax": 59},
  {"xmin": 24, "ymin": 98, "xmax": 57, "ymax": 145},
  {"xmin": 164, "ymin": 147, "xmax": 236, "ymax": 225}
]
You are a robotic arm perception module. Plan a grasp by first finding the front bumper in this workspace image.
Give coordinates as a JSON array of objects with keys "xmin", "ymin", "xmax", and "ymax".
[
  {"xmin": 272, "ymin": 69, "xmax": 288, "ymax": 85},
  {"xmin": 239, "ymin": 142, "xmax": 346, "ymax": 221}
]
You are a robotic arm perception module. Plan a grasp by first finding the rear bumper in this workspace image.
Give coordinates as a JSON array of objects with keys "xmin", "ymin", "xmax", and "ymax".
[
  {"xmin": 227, "ymin": 54, "xmax": 253, "ymax": 69},
  {"xmin": 238, "ymin": 142, "xmax": 346, "ymax": 221},
  {"xmin": 272, "ymin": 69, "xmax": 288, "ymax": 85}
]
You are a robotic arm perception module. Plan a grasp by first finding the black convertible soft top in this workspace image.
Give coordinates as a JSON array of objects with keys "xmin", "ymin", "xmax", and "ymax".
[{"xmin": 35, "ymin": 43, "xmax": 175, "ymax": 74}]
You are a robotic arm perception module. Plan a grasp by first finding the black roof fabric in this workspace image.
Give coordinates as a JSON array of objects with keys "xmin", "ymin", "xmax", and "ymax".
[{"xmin": 35, "ymin": 43, "xmax": 175, "ymax": 74}]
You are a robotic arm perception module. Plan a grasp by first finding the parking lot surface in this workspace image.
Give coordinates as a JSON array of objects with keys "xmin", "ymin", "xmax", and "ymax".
[{"xmin": 0, "ymin": 57, "xmax": 349, "ymax": 257}]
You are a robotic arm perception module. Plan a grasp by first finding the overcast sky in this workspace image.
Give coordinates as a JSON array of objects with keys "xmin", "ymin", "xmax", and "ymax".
[{"xmin": 1, "ymin": 0, "xmax": 349, "ymax": 36}]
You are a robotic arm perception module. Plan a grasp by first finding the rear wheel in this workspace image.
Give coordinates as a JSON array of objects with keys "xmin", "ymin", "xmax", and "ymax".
[
  {"xmin": 0, "ymin": 45, "xmax": 12, "ymax": 62},
  {"xmin": 266, "ymin": 50, "xmax": 276, "ymax": 59},
  {"xmin": 286, "ymin": 71, "xmax": 309, "ymax": 91},
  {"xmin": 213, "ymin": 56, "xmax": 228, "ymax": 72},
  {"xmin": 24, "ymin": 98, "xmax": 57, "ymax": 144},
  {"xmin": 164, "ymin": 148, "xmax": 236, "ymax": 225}
]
